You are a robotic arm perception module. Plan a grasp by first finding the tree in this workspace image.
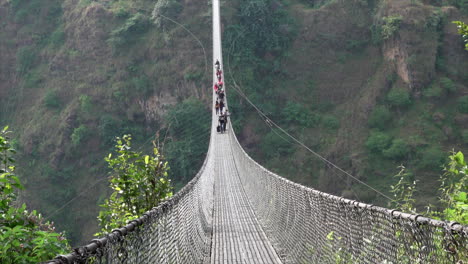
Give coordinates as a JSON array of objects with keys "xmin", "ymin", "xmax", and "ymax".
[
  {"xmin": 97, "ymin": 135, "xmax": 172, "ymax": 235},
  {"xmin": 383, "ymin": 138, "xmax": 409, "ymax": 160},
  {"xmin": 387, "ymin": 87, "xmax": 411, "ymax": 107},
  {"xmin": 365, "ymin": 131, "xmax": 392, "ymax": 153},
  {"xmin": 0, "ymin": 126, "xmax": 69, "ymax": 263},
  {"xmin": 368, "ymin": 105, "xmax": 392, "ymax": 129}
]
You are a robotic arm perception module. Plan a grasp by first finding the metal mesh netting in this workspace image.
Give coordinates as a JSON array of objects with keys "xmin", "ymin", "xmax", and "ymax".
[
  {"xmin": 47, "ymin": 145, "xmax": 214, "ymax": 264},
  {"xmin": 228, "ymin": 128, "xmax": 468, "ymax": 264}
]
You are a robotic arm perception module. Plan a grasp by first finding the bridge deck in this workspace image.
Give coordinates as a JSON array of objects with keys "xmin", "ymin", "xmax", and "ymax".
[{"xmin": 210, "ymin": 132, "xmax": 282, "ymax": 264}]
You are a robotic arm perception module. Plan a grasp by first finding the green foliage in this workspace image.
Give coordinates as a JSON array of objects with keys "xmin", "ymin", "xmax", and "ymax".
[
  {"xmin": 425, "ymin": 10, "xmax": 444, "ymax": 31},
  {"xmin": 439, "ymin": 77, "xmax": 456, "ymax": 93},
  {"xmin": 97, "ymin": 135, "xmax": 172, "ymax": 235},
  {"xmin": 152, "ymin": 0, "xmax": 183, "ymax": 28},
  {"xmin": 224, "ymin": 0, "xmax": 296, "ymax": 60},
  {"xmin": 0, "ymin": 127, "xmax": 69, "ymax": 263},
  {"xmin": 457, "ymin": 95, "xmax": 468, "ymax": 113},
  {"xmin": 418, "ymin": 146, "xmax": 446, "ymax": 170},
  {"xmin": 79, "ymin": 94, "xmax": 92, "ymax": 113},
  {"xmin": 131, "ymin": 76, "xmax": 152, "ymax": 96},
  {"xmin": 43, "ymin": 90, "xmax": 61, "ymax": 109},
  {"xmin": 16, "ymin": 46, "xmax": 36, "ymax": 75},
  {"xmin": 49, "ymin": 26, "xmax": 65, "ymax": 47},
  {"xmin": 386, "ymin": 87, "xmax": 411, "ymax": 107},
  {"xmin": 368, "ymin": 105, "xmax": 392, "ymax": 129},
  {"xmin": 365, "ymin": 131, "xmax": 391, "ymax": 153},
  {"xmin": 282, "ymin": 101, "xmax": 320, "ymax": 127},
  {"xmin": 321, "ymin": 115, "xmax": 340, "ymax": 130},
  {"xmin": 163, "ymin": 98, "xmax": 210, "ymax": 183},
  {"xmin": 108, "ymin": 13, "xmax": 150, "ymax": 49},
  {"xmin": 450, "ymin": 0, "xmax": 468, "ymax": 15},
  {"xmin": 462, "ymin": 130, "xmax": 468, "ymax": 144},
  {"xmin": 71, "ymin": 125, "xmax": 90, "ymax": 146},
  {"xmin": 440, "ymin": 151, "xmax": 468, "ymax": 224},
  {"xmin": 99, "ymin": 115, "xmax": 122, "ymax": 146},
  {"xmin": 390, "ymin": 166, "xmax": 417, "ymax": 214},
  {"xmin": 383, "ymin": 138, "xmax": 409, "ymax": 160},
  {"xmin": 453, "ymin": 21, "xmax": 468, "ymax": 50},
  {"xmin": 260, "ymin": 130, "xmax": 295, "ymax": 160},
  {"xmin": 423, "ymin": 83, "xmax": 443, "ymax": 99},
  {"xmin": 381, "ymin": 16, "xmax": 402, "ymax": 40}
]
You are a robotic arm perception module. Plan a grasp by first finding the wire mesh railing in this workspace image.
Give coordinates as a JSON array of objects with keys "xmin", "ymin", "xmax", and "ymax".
[
  {"xmin": 46, "ymin": 146, "xmax": 214, "ymax": 264},
  {"xmin": 228, "ymin": 125, "xmax": 468, "ymax": 264}
]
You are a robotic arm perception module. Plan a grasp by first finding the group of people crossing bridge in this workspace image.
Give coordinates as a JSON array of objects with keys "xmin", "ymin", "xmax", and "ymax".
[{"xmin": 214, "ymin": 59, "xmax": 229, "ymax": 133}]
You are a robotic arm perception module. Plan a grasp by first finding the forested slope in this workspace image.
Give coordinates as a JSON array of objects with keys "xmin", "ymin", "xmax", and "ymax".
[
  {"xmin": 0, "ymin": 0, "xmax": 211, "ymax": 245},
  {"xmin": 0, "ymin": 0, "xmax": 467, "ymax": 246}
]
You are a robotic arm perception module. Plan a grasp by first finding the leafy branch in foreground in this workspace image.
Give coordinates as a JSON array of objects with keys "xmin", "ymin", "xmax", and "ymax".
[
  {"xmin": 0, "ymin": 126, "xmax": 69, "ymax": 263},
  {"xmin": 97, "ymin": 135, "xmax": 173, "ymax": 236},
  {"xmin": 391, "ymin": 151, "xmax": 467, "ymax": 225},
  {"xmin": 453, "ymin": 21, "xmax": 468, "ymax": 51}
]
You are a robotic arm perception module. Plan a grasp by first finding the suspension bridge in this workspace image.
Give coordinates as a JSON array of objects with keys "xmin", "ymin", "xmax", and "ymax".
[{"xmin": 47, "ymin": 0, "xmax": 467, "ymax": 263}]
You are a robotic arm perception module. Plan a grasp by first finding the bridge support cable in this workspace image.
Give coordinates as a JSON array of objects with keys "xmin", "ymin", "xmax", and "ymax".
[{"xmin": 47, "ymin": 0, "xmax": 468, "ymax": 261}]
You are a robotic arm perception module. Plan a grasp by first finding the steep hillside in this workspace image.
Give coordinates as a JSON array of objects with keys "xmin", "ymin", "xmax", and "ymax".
[
  {"xmin": 224, "ymin": 0, "xmax": 468, "ymax": 207},
  {"xmin": 0, "ymin": 0, "xmax": 211, "ymax": 245},
  {"xmin": 0, "ymin": 0, "xmax": 467, "ymax": 247}
]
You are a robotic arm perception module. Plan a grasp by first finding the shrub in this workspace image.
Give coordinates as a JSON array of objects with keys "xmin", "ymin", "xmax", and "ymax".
[
  {"xmin": 99, "ymin": 115, "xmax": 121, "ymax": 146},
  {"xmin": 16, "ymin": 46, "xmax": 36, "ymax": 75},
  {"xmin": 321, "ymin": 115, "xmax": 340, "ymax": 130},
  {"xmin": 381, "ymin": 16, "xmax": 403, "ymax": 40},
  {"xmin": 440, "ymin": 77, "xmax": 456, "ymax": 93},
  {"xmin": 418, "ymin": 146, "xmax": 446, "ymax": 169},
  {"xmin": 282, "ymin": 101, "xmax": 320, "ymax": 127},
  {"xmin": 423, "ymin": 83, "xmax": 444, "ymax": 99},
  {"xmin": 108, "ymin": 13, "xmax": 150, "ymax": 49},
  {"xmin": 79, "ymin": 95, "xmax": 92, "ymax": 113},
  {"xmin": 97, "ymin": 135, "xmax": 173, "ymax": 235},
  {"xmin": 365, "ymin": 131, "xmax": 392, "ymax": 153},
  {"xmin": 131, "ymin": 76, "xmax": 151, "ymax": 96},
  {"xmin": 387, "ymin": 87, "xmax": 411, "ymax": 107},
  {"xmin": 0, "ymin": 127, "xmax": 70, "ymax": 262},
  {"xmin": 50, "ymin": 26, "xmax": 65, "ymax": 47},
  {"xmin": 43, "ymin": 90, "xmax": 60, "ymax": 109},
  {"xmin": 457, "ymin": 96, "xmax": 468, "ymax": 113},
  {"xmin": 368, "ymin": 105, "xmax": 392, "ymax": 129},
  {"xmin": 71, "ymin": 125, "xmax": 90, "ymax": 146},
  {"xmin": 152, "ymin": 0, "xmax": 183, "ymax": 28},
  {"xmin": 383, "ymin": 138, "xmax": 409, "ymax": 160}
]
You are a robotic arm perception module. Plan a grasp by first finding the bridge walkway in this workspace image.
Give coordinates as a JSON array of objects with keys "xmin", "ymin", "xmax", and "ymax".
[{"xmin": 210, "ymin": 131, "xmax": 282, "ymax": 264}]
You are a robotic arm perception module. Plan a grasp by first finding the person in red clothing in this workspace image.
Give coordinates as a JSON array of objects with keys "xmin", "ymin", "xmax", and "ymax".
[{"xmin": 213, "ymin": 83, "xmax": 219, "ymax": 93}]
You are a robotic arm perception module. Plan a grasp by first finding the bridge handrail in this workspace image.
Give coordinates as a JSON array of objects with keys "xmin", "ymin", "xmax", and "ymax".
[
  {"xmin": 47, "ymin": 138, "xmax": 213, "ymax": 264},
  {"xmin": 229, "ymin": 127, "xmax": 467, "ymax": 232},
  {"xmin": 228, "ymin": 121, "xmax": 468, "ymax": 263}
]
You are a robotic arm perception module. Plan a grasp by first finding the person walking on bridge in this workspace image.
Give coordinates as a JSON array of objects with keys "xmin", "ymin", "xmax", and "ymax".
[
  {"xmin": 215, "ymin": 60, "xmax": 220, "ymax": 70},
  {"xmin": 218, "ymin": 114, "xmax": 225, "ymax": 133},
  {"xmin": 213, "ymin": 83, "xmax": 219, "ymax": 94},
  {"xmin": 222, "ymin": 109, "xmax": 230, "ymax": 132},
  {"xmin": 219, "ymin": 100, "xmax": 225, "ymax": 114},
  {"xmin": 218, "ymin": 89, "xmax": 225, "ymax": 101},
  {"xmin": 215, "ymin": 100, "xmax": 220, "ymax": 115}
]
